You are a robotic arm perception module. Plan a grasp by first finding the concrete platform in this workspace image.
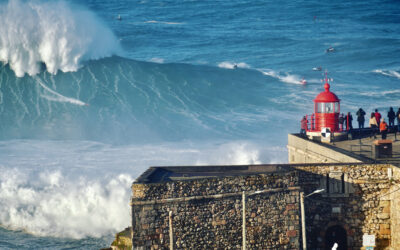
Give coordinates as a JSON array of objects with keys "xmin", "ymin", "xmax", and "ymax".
[{"xmin": 327, "ymin": 131, "xmax": 400, "ymax": 166}]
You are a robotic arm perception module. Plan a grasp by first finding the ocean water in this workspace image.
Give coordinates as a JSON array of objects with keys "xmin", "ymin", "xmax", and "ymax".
[{"xmin": 0, "ymin": 0, "xmax": 399, "ymax": 248}]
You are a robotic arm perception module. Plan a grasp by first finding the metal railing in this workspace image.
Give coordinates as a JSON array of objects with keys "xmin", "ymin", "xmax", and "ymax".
[
  {"xmin": 350, "ymin": 144, "xmax": 373, "ymax": 157},
  {"xmin": 301, "ymin": 114, "xmax": 352, "ymax": 133}
]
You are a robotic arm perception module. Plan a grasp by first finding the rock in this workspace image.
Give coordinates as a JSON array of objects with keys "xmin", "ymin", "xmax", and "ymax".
[{"xmin": 111, "ymin": 227, "xmax": 132, "ymax": 250}]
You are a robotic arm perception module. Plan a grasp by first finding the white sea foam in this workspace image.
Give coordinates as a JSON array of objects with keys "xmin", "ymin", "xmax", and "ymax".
[
  {"xmin": 150, "ymin": 57, "xmax": 165, "ymax": 63},
  {"xmin": 358, "ymin": 89, "xmax": 400, "ymax": 97},
  {"xmin": 36, "ymin": 77, "xmax": 88, "ymax": 106},
  {"xmin": 0, "ymin": 0, "xmax": 121, "ymax": 77},
  {"xmin": 0, "ymin": 169, "xmax": 133, "ymax": 238},
  {"xmin": 260, "ymin": 69, "xmax": 307, "ymax": 85},
  {"xmin": 144, "ymin": 20, "xmax": 183, "ymax": 25},
  {"xmin": 0, "ymin": 139, "xmax": 287, "ymax": 238},
  {"xmin": 218, "ymin": 61, "xmax": 250, "ymax": 69},
  {"xmin": 373, "ymin": 69, "xmax": 400, "ymax": 80}
]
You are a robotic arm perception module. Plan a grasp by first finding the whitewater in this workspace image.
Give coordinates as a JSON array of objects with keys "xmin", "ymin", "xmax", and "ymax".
[{"xmin": 0, "ymin": 0, "xmax": 399, "ymax": 249}]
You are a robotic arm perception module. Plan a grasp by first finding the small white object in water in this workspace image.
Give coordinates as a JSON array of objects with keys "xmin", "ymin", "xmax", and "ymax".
[
  {"xmin": 326, "ymin": 47, "xmax": 335, "ymax": 53},
  {"xmin": 313, "ymin": 66, "xmax": 322, "ymax": 71}
]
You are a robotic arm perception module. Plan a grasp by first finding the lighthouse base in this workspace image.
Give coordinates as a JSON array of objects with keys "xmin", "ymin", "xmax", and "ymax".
[{"xmin": 306, "ymin": 131, "xmax": 348, "ymax": 143}]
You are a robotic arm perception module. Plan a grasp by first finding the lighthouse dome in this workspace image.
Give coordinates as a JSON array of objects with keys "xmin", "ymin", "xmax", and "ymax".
[{"xmin": 314, "ymin": 83, "xmax": 340, "ymax": 103}]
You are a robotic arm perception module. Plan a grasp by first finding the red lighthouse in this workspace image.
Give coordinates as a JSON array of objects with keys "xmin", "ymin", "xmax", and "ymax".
[
  {"xmin": 313, "ymin": 74, "xmax": 340, "ymax": 132},
  {"xmin": 303, "ymin": 72, "xmax": 347, "ymax": 142}
]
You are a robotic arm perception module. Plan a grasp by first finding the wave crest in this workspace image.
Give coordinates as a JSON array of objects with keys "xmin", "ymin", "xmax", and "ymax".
[{"xmin": 0, "ymin": 0, "xmax": 121, "ymax": 77}]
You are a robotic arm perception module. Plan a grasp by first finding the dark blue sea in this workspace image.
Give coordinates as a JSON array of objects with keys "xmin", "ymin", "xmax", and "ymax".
[{"xmin": 0, "ymin": 0, "xmax": 399, "ymax": 248}]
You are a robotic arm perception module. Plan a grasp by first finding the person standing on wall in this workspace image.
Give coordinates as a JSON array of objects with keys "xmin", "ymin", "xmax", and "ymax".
[
  {"xmin": 356, "ymin": 108, "xmax": 366, "ymax": 129},
  {"xmin": 346, "ymin": 112, "xmax": 353, "ymax": 130},
  {"xmin": 375, "ymin": 109, "xmax": 382, "ymax": 127},
  {"xmin": 388, "ymin": 107, "xmax": 396, "ymax": 128},
  {"xmin": 380, "ymin": 118, "xmax": 388, "ymax": 140},
  {"xmin": 338, "ymin": 113, "xmax": 345, "ymax": 131},
  {"xmin": 300, "ymin": 116, "xmax": 307, "ymax": 135},
  {"xmin": 369, "ymin": 112, "xmax": 378, "ymax": 138},
  {"xmin": 397, "ymin": 107, "xmax": 400, "ymax": 132}
]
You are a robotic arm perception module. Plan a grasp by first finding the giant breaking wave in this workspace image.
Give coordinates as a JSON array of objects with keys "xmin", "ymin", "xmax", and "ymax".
[{"xmin": 0, "ymin": 0, "xmax": 121, "ymax": 77}]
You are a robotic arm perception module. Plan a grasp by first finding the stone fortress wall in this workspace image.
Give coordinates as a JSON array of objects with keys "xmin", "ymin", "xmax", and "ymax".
[
  {"xmin": 111, "ymin": 133, "xmax": 400, "ymax": 249},
  {"xmin": 288, "ymin": 133, "xmax": 400, "ymax": 249},
  {"xmin": 294, "ymin": 163, "xmax": 393, "ymax": 249},
  {"xmin": 129, "ymin": 161, "xmax": 395, "ymax": 249},
  {"xmin": 391, "ymin": 167, "xmax": 400, "ymax": 248},
  {"xmin": 131, "ymin": 169, "xmax": 302, "ymax": 249}
]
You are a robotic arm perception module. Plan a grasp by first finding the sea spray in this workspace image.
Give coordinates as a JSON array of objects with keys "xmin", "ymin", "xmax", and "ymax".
[
  {"xmin": 0, "ymin": 0, "xmax": 121, "ymax": 77},
  {"xmin": 0, "ymin": 139, "xmax": 286, "ymax": 238},
  {"xmin": 0, "ymin": 167, "xmax": 133, "ymax": 238}
]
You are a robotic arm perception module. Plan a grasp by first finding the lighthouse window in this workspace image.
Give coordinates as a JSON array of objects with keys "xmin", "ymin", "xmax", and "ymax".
[
  {"xmin": 325, "ymin": 103, "xmax": 334, "ymax": 113},
  {"xmin": 317, "ymin": 103, "xmax": 324, "ymax": 113},
  {"xmin": 317, "ymin": 103, "xmax": 336, "ymax": 113}
]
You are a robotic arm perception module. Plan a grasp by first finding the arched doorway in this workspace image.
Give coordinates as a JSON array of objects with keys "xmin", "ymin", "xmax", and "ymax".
[{"xmin": 325, "ymin": 225, "xmax": 347, "ymax": 250}]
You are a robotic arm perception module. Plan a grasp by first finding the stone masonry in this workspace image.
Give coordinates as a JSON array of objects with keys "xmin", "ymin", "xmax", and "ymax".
[
  {"xmin": 294, "ymin": 163, "xmax": 393, "ymax": 249},
  {"xmin": 129, "ymin": 162, "xmax": 396, "ymax": 249},
  {"xmin": 131, "ymin": 169, "xmax": 301, "ymax": 249}
]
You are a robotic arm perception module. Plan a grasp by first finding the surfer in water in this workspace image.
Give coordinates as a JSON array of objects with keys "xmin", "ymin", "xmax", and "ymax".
[
  {"xmin": 300, "ymin": 78, "xmax": 307, "ymax": 85},
  {"xmin": 313, "ymin": 66, "xmax": 322, "ymax": 71},
  {"xmin": 326, "ymin": 47, "xmax": 335, "ymax": 53}
]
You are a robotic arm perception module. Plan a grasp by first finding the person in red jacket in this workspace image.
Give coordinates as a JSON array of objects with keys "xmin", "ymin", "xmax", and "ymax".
[
  {"xmin": 300, "ymin": 116, "xmax": 307, "ymax": 135},
  {"xmin": 375, "ymin": 109, "xmax": 382, "ymax": 127},
  {"xmin": 380, "ymin": 118, "xmax": 388, "ymax": 139}
]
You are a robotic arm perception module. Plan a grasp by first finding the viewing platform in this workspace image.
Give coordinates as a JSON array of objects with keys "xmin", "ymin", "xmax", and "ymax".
[
  {"xmin": 328, "ymin": 131, "xmax": 400, "ymax": 166},
  {"xmin": 288, "ymin": 129, "xmax": 400, "ymax": 166}
]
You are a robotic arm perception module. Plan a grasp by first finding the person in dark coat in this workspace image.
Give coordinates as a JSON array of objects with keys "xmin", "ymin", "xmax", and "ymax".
[
  {"xmin": 396, "ymin": 108, "xmax": 400, "ymax": 132},
  {"xmin": 300, "ymin": 116, "xmax": 307, "ymax": 135},
  {"xmin": 356, "ymin": 108, "xmax": 366, "ymax": 129},
  {"xmin": 375, "ymin": 109, "xmax": 382, "ymax": 127},
  {"xmin": 346, "ymin": 112, "xmax": 353, "ymax": 130},
  {"xmin": 338, "ymin": 113, "xmax": 345, "ymax": 131},
  {"xmin": 388, "ymin": 107, "xmax": 396, "ymax": 128}
]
